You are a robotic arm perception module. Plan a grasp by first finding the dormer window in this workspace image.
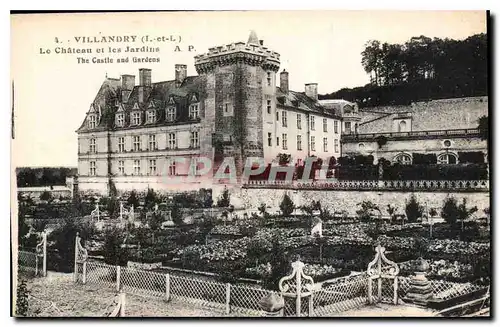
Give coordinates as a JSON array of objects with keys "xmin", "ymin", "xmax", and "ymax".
[
  {"xmin": 189, "ymin": 103, "xmax": 199, "ymax": 119},
  {"xmin": 166, "ymin": 106, "xmax": 176, "ymax": 122},
  {"xmin": 88, "ymin": 115, "xmax": 97, "ymax": 129},
  {"xmin": 132, "ymin": 112, "xmax": 141, "ymax": 125},
  {"xmin": 116, "ymin": 113, "xmax": 124, "ymax": 127},
  {"xmin": 146, "ymin": 110, "xmax": 156, "ymax": 124}
]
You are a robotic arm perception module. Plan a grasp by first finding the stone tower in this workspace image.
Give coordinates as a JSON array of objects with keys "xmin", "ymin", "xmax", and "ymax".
[{"xmin": 194, "ymin": 31, "xmax": 280, "ymax": 181}]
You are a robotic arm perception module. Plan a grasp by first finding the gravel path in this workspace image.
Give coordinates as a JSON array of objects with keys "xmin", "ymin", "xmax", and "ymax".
[{"xmin": 20, "ymin": 272, "xmax": 240, "ymax": 317}]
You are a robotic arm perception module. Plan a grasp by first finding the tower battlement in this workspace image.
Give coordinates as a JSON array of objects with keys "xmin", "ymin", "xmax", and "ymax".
[{"xmin": 194, "ymin": 31, "xmax": 280, "ymax": 74}]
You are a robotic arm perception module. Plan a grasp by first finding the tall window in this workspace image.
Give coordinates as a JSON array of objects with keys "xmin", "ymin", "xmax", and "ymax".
[
  {"xmin": 266, "ymin": 72, "xmax": 272, "ymax": 86},
  {"xmin": 282, "ymin": 133, "xmax": 288, "ymax": 150},
  {"xmin": 334, "ymin": 139, "xmax": 339, "ymax": 153},
  {"xmin": 189, "ymin": 104, "xmax": 199, "ymax": 119},
  {"xmin": 116, "ymin": 113, "xmax": 124, "ymax": 127},
  {"xmin": 297, "ymin": 114, "xmax": 302, "ymax": 130},
  {"xmin": 268, "ymin": 133, "xmax": 272, "ymax": 146},
  {"xmin": 282, "ymin": 111, "xmax": 288, "ymax": 127},
  {"xmin": 118, "ymin": 160, "xmax": 124, "ymax": 175},
  {"xmin": 398, "ymin": 120, "xmax": 407, "ymax": 132},
  {"xmin": 297, "ymin": 135, "xmax": 302, "ymax": 151},
  {"xmin": 266, "ymin": 100, "xmax": 272, "ymax": 114},
  {"xmin": 276, "ymin": 111, "xmax": 279, "ymax": 122},
  {"xmin": 118, "ymin": 137, "xmax": 125, "ymax": 152},
  {"xmin": 323, "ymin": 118, "xmax": 328, "ymax": 132},
  {"xmin": 148, "ymin": 134, "xmax": 157, "ymax": 150},
  {"xmin": 345, "ymin": 122, "xmax": 351, "ymax": 134},
  {"xmin": 223, "ymin": 103, "xmax": 233, "ymax": 117},
  {"xmin": 133, "ymin": 136, "xmax": 141, "ymax": 151},
  {"xmin": 190, "ymin": 131, "xmax": 199, "ymax": 148},
  {"xmin": 149, "ymin": 159, "xmax": 157, "ymax": 175},
  {"xmin": 89, "ymin": 138, "xmax": 96, "ymax": 153},
  {"xmin": 310, "ymin": 116, "xmax": 315, "ymax": 131},
  {"xmin": 323, "ymin": 137, "xmax": 328, "ymax": 152},
  {"xmin": 132, "ymin": 112, "xmax": 141, "ymax": 125},
  {"xmin": 276, "ymin": 136, "xmax": 280, "ymax": 146},
  {"xmin": 310, "ymin": 136, "xmax": 316, "ymax": 151},
  {"xmin": 168, "ymin": 133, "xmax": 177, "ymax": 149},
  {"xmin": 88, "ymin": 115, "xmax": 97, "ymax": 129},
  {"xmin": 166, "ymin": 106, "xmax": 176, "ymax": 122},
  {"xmin": 334, "ymin": 121, "xmax": 339, "ymax": 134},
  {"xmin": 147, "ymin": 110, "xmax": 156, "ymax": 124},
  {"xmin": 133, "ymin": 159, "xmax": 141, "ymax": 175},
  {"xmin": 89, "ymin": 161, "xmax": 96, "ymax": 176},
  {"xmin": 168, "ymin": 161, "xmax": 176, "ymax": 176}
]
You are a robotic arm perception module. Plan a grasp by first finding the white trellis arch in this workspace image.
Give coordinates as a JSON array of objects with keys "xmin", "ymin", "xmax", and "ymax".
[
  {"xmin": 279, "ymin": 260, "xmax": 316, "ymax": 317},
  {"xmin": 367, "ymin": 244, "xmax": 400, "ymax": 304}
]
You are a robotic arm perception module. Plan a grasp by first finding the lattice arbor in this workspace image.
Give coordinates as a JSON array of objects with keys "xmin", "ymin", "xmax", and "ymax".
[
  {"xmin": 18, "ymin": 232, "xmax": 47, "ymax": 277},
  {"xmin": 312, "ymin": 273, "xmax": 370, "ymax": 316},
  {"xmin": 279, "ymin": 260, "xmax": 316, "ymax": 317},
  {"xmin": 367, "ymin": 244, "xmax": 400, "ymax": 304}
]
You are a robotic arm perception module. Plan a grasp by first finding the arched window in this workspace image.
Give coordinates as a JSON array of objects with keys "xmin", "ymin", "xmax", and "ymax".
[
  {"xmin": 398, "ymin": 120, "xmax": 407, "ymax": 132},
  {"xmin": 394, "ymin": 153, "xmax": 412, "ymax": 165},
  {"xmin": 438, "ymin": 153, "xmax": 458, "ymax": 164}
]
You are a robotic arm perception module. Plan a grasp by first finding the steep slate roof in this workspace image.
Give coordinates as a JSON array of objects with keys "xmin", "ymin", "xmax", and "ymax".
[
  {"xmin": 77, "ymin": 75, "xmax": 205, "ymax": 133},
  {"xmin": 276, "ymin": 87, "xmax": 341, "ymax": 119}
]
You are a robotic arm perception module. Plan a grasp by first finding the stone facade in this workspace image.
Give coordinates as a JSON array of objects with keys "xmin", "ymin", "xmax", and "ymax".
[{"xmin": 342, "ymin": 96, "xmax": 488, "ymax": 164}]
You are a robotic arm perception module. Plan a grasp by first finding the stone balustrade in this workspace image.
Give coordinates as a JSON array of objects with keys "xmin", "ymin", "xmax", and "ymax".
[{"xmin": 243, "ymin": 179, "xmax": 489, "ymax": 192}]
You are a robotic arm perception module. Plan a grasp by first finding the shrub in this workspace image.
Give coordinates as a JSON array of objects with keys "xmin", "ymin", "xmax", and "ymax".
[
  {"xmin": 376, "ymin": 135, "xmax": 387, "ymax": 148},
  {"xmin": 412, "ymin": 153, "xmax": 437, "ymax": 165},
  {"xmin": 356, "ymin": 201, "xmax": 379, "ymax": 222},
  {"xmin": 405, "ymin": 194, "xmax": 423, "ymax": 223},
  {"xmin": 458, "ymin": 151, "xmax": 485, "ymax": 164},
  {"xmin": 16, "ymin": 279, "xmax": 29, "ymax": 316},
  {"xmin": 279, "ymin": 193, "xmax": 295, "ymax": 217},
  {"xmin": 478, "ymin": 115, "xmax": 488, "ymax": 141},
  {"xmin": 102, "ymin": 226, "xmax": 129, "ymax": 266}
]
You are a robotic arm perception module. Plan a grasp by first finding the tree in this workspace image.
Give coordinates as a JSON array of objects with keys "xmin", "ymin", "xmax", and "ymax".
[
  {"xmin": 170, "ymin": 205, "xmax": 183, "ymax": 226},
  {"xmin": 405, "ymin": 194, "xmax": 423, "ymax": 222},
  {"xmin": 144, "ymin": 188, "xmax": 157, "ymax": 210},
  {"xmin": 387, "ymin": 204, "xmax": 397, "ymax": 222},
  {"xmin": 279, "ymin": 193, "xmax": 295, "ymax": 217},
  {"xmin": 441, "ymin": 197, "xmax": 460, "ymax": 226},
  {"xmin": 216, "ymin": 187, "xmax": 230, "ymax": 207},
  {"xmin": 39, "ymin": 190, "xmax": 52, "ymax": 202},
  {"xmin": 457, "ymin": 198, "xmax": 478, "ymax": 230},
  {"xmin": 127, "ymin": 190, "xmax": 140, "ymax": 208},
  {"xmin": 478, "ymin": 115, "xmax": 489, "ymax": 141},
  {"xmin": 17, "ymin": 213, "xmax": 31, "ymax": 247},
  {"xmin": 429, "ymin": 208, "xmax": 438, "ymax": 218}
]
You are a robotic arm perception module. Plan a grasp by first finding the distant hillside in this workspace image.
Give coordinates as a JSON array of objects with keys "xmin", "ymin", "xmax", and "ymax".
[
  {"xmin": 16, "ymin": 167, "xmax": 77, "ymax": 187},
  {"xmin": 320, "ymin": 33, "xmax": 487, "ymax": 108}
]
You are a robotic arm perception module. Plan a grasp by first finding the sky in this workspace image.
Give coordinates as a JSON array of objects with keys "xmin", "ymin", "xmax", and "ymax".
[{"xmin": 10, "ymin": 11, "xmax": 487, "ymax": 167}]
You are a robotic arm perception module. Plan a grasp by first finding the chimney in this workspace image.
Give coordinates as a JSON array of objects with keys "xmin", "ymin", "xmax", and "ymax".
[
  {"xmin": 175, "ymin": 64, "xmax": 187, "ymax": 87},
  {"xmin": 139, "ymin": 68, "xmax": 152, "ymax": 87},
  {"xmin": 280, "ymin": 70, "xmax": 289, "ymax": 93},
  {"xmin": 305, "ymin": 83, "xmax": 318, "ymax": 101},
  {"xmin": 121, "ymin": 74, "xmax": 135, "ymax": 90},
  {"xmin": 121, "ymin": 90, "xmax": 132, "ymax": 103}
]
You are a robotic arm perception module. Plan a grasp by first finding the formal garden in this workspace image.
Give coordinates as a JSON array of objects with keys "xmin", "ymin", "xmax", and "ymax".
[{"xmin": 18, "ymin": 185, "xmax": 490, "ymax": 294}]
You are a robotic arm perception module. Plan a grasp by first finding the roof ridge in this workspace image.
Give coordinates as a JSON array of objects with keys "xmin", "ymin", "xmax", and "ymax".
[{"xmin": 360, "ymin": 112, "xmax": 394, "ymax": 126}]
